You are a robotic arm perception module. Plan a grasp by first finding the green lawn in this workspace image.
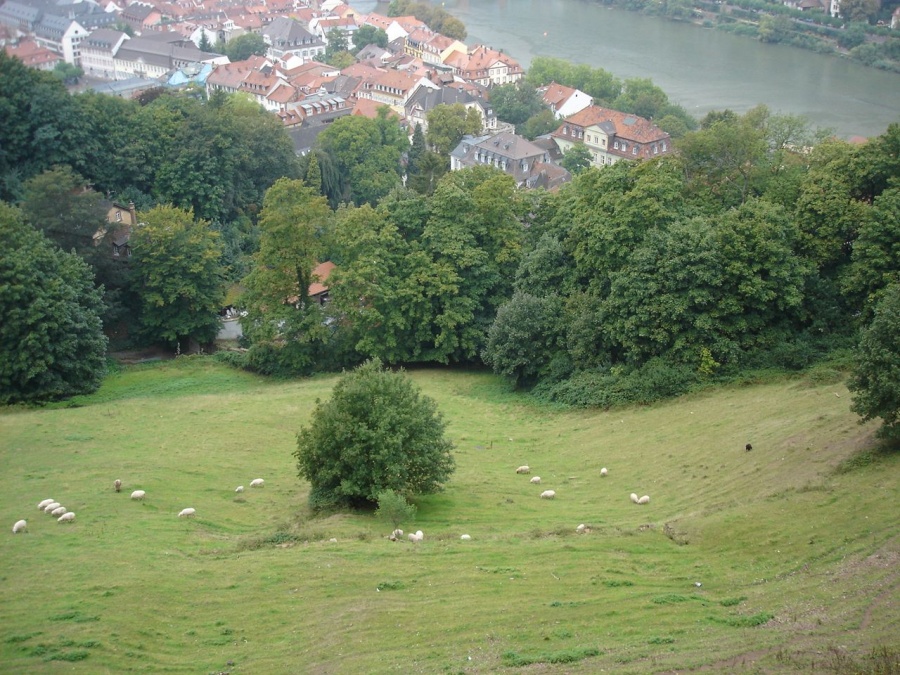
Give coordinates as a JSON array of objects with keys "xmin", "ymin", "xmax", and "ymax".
[{"xmin": 1, "ymin": 358, "xmax": 898, "ymax": 673}]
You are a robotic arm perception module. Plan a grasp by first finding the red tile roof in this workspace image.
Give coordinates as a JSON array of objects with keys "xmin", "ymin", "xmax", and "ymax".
[
  {"xmin": 308, "ymin": 261, "xmax": 336, "ymax": 297},
  {"xmin": 537, "ymin": 81, "xmax": 578, "ymax": 108},
  {"xmin": 557, "ymin": 105, "xmax": 670, "ymax": 144},
  {"xmin": 352, "ymin": 97, "xmax": 396, "ymax": 119},
  {"xmin": 4, "ymin": 40, "xmax": 60, "ymax": 68}
]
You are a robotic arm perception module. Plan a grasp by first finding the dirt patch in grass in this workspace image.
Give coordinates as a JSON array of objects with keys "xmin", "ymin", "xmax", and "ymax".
[{"xmin": 110, "ymin": 347, "xmax": 174, "ymax": 364}]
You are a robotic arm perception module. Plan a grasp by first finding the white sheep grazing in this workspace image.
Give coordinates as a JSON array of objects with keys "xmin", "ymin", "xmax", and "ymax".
[
  {"xmin": 630, "ymin": 493, "xmax": 640, "ymax": 504},
  {"xmin": 131, "ymin": 490, "xmax": 145, "ymax": 500},
  {"xmin": 408, "ymin": 532, "xmax": 421, "ymax": 543},
  {"xmin": 43, "ymin": 502, "xmax": 61, "ymax": 513},
  {"xmin": 12, "ymin": 519, "xmax": 27, "ymax": 534},
  {"xmin": 392, "ymin": 529, "xmax": 404, "ymax": 539},
  {"xmin": 38, "ymin": 499, "xmax": 54, "ymax": 510},
  {"xmin": 576, "ymin": 523, "xmax": 586, "ymax": 534},
  {"xmin": 530, "ymin": 476, "xmax": 541, "ymax": 484},
  {"xmin": 600, "ymin": 467, "xmax": 608, "ymax": 477},
  {"xmin": 540, "ymin": 490, "xmax": 556, "ymax": 499},
  {"xmin": 249, "ymin": 478, "xmax": 265, "ymax": 488},
  {"xmin": 415, "ymin": 530, "xmax": 424, "ymax": 541},
  {"xmin": 58, "ymin": 512, "xmax": 75, "ymax": 523},
  {"xmin": 235, "ymin": 485, "xmax": 244, "ymax": 493},
  {"xmin": 114, "ymin": 479, "xmax": 122, "ymax": 492},
  {"xmin": 638, "ymin": 495, "xmax": 650, "ymax": 505},
  {"xmin": 178, "ymin": 508, "xmax": 196, "ymax": 518},
  {"xmin": 460, "ymin": 534, "xmax": 472, "ymax": 541},
  {"xmin": 51, "ymin": 506, "xmax": 67, "ymax": 517},
  {"xmin": 516, "ymin": 465, "xmax": 531, "ymax": 474}
]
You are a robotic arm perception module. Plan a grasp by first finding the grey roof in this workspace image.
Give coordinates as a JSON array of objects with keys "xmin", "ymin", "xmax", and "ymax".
[
  {"xmin": 531, "ymin": 135, "xmax": 563, "ymax": 162},
  {"xmin": 123, "ymin": 2, "xmax": 155, "ymax": 21},
  {"xmin": 64, "ymin": 2, "xmax": 115, "ymax": 29},
  {"xmin": 84, "ymin": 27, "xmax": 127, "ymax": 49},
  {"xmin": 474, "ymin": 132, "xmax": 545, "ymax": 161},
  {"xmin": 116, "ymin": 35, "xmax": 211, "ymax": 67},
  {"xmin": 0, "ymin": 1, "xmax": 42, "ymax": 25},
  {"xmin": 450, "ymin": 133, "xmax": 493, "ymax": 160},
  {"xmin": 355, "ymin": 44, "xmax": 389, "ymax": 61},
  {"xmin": 139, "ymin": 31, "xmax": 186, "ymax": 44},
  {"xmin": 263, "ymin": 16, "xmax": 320, "ymax": 47},
  {"xmin": 406, "ymin": 83, "xmax": 481, "ymax": 114},
  {"xmin": 35, "ymin": 14, "xmax": 82, "ymax": 39},
  {"xmin": 323, "ymin": 73, "xmax": 360, "ymax": 99},
  {"xmin": 288, "ymin": 120, "xmax": 331, "ymax": 155}
]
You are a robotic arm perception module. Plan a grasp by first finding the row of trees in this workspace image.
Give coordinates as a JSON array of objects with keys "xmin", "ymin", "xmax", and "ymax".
[
  {"xmin": 232, "ymin": 111, "xmax": 899, "ymax": 436},
  {"xmin": 2, "ymin": 50, "xmax": 897, "ymax": 436}
]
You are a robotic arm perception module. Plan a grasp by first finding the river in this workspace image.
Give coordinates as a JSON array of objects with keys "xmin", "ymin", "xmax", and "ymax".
[{"xmin": 354, "ymin": 0, "xmax": 900, "ymax": 138}]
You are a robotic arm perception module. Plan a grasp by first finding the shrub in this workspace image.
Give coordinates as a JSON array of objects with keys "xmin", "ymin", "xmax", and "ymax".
[
  {"xmin": 294, "ymin": 359, "xmax": 455, "ymax": 508},
  {"xmin": 375, "ymin": 489, "xmax": 417, "ymax": 530}
]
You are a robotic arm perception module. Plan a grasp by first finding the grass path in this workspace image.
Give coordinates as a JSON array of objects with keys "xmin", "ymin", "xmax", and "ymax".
[{"xmin": 1, "ymin": 359, "xmax": 897, "ymax": 673}]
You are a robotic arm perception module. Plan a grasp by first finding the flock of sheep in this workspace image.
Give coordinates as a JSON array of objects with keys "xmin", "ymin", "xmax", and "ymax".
[
  {"xmin": 11, "ymin": 477, "xmax": 267, "ymax": 534},
  {"xmin": 13, "ymin": 459, "xmax": 653, "ymax": 541},
  {"xmin": 11, "ymin": 497, "xmax": 77, "ymax": 534},
  {"xmin": 382, "ymin": 462, "xmax": 652, "ymax": 544},
  {"xmin": 515, "ymin": 464, "xmax": 651, "ymax": 532}
]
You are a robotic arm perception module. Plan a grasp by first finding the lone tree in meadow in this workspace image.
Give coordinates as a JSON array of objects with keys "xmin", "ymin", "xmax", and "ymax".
[
  {"xmin": 294, "ymin": 359, "xmax": 455, "ymax": 509},
  {"xmin": 849, "ymin": 283, "xmax": 900, "ymax": 440}
]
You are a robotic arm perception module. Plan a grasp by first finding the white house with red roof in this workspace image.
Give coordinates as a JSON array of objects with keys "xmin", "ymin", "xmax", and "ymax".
[
  {"xmin": 537, "ymin": 81, "xmax": 594, "ymax": 119},
  {"xmin": 551, "ymin": 105, "xmax": 672, "ymax": 167},
  {"xmin": 447, "ymin": 44, "xmax": 523, "ymax": 87}
]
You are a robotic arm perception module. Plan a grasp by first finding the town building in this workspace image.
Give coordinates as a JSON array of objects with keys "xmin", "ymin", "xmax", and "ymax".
[{"xmin": 551, "ymin": 105, "xmax": 672, "ymax": 167}]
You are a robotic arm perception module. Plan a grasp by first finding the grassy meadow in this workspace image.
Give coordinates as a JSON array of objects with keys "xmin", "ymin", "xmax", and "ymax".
[{"xmin": 1, "ymin": 358, "xmax": 898, "ymax": 673}]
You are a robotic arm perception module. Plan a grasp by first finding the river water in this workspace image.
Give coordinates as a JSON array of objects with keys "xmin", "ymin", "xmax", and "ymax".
[{"xmin": 354, "ymin": 0, "xmax": 899, "ymax": 138}]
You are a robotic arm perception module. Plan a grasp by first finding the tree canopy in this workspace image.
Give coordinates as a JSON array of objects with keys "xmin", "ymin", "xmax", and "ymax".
[
  {"xmin": 0, "ymin": 203, "xmax": 107, "ymax": 404},
  {"xmin": 294, "ymin": 359, "xmax": 455, "ymax": 508},
  {"xmin": 426, "ymin": 103, "xmax": 482, "ymax": 155},
  {"xmin": 128, "ymin": 205, "xmax": 225, "ymax": 348},
  {"xmin": 240, "ymin": 178, "xmax": 334, "ymax": 374},
  {"xmin": 223, "ymin": 33, "xmax": 267, "ymax": 62},
  {"xmin": 849, "ymin": 284, "xmax": 900, "ymax": 439}
]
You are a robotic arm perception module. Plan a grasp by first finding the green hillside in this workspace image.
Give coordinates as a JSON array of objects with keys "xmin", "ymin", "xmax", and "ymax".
[{"xmin": 1, "ymin": 358, "xmax": 897, "ymax": 673}]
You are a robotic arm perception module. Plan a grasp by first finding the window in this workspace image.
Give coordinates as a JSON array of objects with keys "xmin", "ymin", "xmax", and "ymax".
[
  {"xmin": 632, "ymin": 146, "xmax": 638, "ymax": 155},
  {"xmin": 613, "ymin": 141, "xmax": 619, "ymax": 150},
  {"xmin": 653, "ymin": 145, "xmax": 659, "ymax": 154},
  {"xmin": 621, "ymin": 142, "xmax": 628, "ymax": 152},
  {"xmin": 115, "ymin": 210, "xmax": 122, "ymax": 222},
  {"xmin": 113, "ymin": 245, "xmax": 120, "ymax": 257},
  {"xmin": 662, "ymin": 141, "xmax": 667, "ymax": 151}
]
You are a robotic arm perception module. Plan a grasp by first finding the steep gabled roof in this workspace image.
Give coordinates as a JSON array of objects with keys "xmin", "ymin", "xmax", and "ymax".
[{"xmin": 537, "ymin": 81, "xmax": 578, "ymax": 108}]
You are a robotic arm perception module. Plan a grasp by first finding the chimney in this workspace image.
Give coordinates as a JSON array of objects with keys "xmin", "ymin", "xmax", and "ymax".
[{"xmin": 128, "ymin": 201, "xmax": 137, "ymax": 224}]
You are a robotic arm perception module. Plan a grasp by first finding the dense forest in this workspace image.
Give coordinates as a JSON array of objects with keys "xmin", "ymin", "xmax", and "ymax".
[{"xmin": 1, "ymin": 51, "xmax": 898, "ymax": 436}]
